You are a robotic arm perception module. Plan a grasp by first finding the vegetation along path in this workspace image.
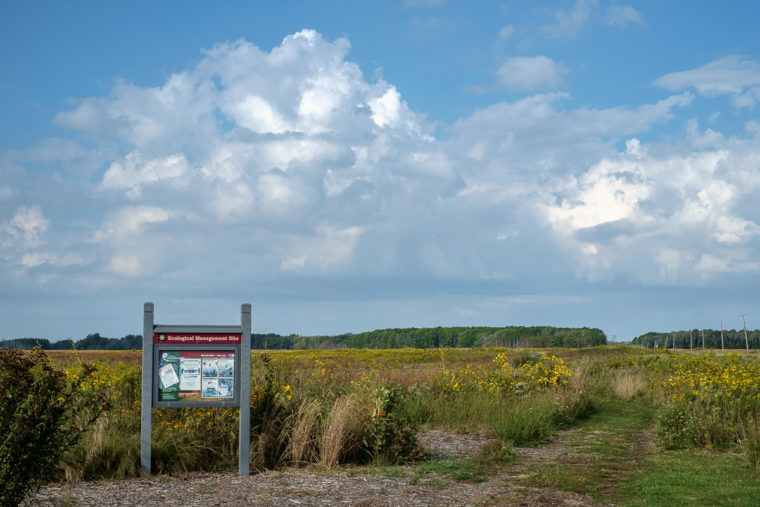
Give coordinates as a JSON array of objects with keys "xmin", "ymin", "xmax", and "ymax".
[
  {"xmin": 505, "ymin": 396, "xmax": 760, "ymax": 506},
  {"xmin": 31, "ymin": 394, "xmax": 760, "ymax": 505}
]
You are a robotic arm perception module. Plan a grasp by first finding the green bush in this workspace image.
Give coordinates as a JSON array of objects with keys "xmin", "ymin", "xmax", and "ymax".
[
  {"xmin": 365, "ymin": 385, "xmax": 424, "ymax": 464},
  {"xmin": 0, "ymin": 348, "xmax": 105, "ymax": 506}
]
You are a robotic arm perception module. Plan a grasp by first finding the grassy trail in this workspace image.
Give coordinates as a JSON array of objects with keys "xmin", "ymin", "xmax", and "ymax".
[
  {"xmin": 504, "ymin": 397, "xmax": 654, "ymax": 503},
  {"xmin": 503, "ymin": 396, "xmax": 760, "ymax": 505}
]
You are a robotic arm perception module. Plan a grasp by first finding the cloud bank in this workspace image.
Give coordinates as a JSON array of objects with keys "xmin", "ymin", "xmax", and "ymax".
[{"xmin": 2, "ymin": 29, "xmax": 760, "ymax": 337}]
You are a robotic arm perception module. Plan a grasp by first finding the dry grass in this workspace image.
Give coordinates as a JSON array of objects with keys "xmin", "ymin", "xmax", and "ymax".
[
  {"xmin": 286, "ymin": 400, "xmax": 321, "ymax": 465},
  {"xmin": 612, "ymin": 370, "xmax": 647, "ymax": 400},
  {"xmin": 319, "ymin": 394, "xmax": 367, "ymax": 467}
]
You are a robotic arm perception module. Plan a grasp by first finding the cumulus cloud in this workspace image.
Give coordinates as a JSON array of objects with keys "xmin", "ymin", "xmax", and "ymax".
[
  {"xmin": 92, "ymin": 206, "xmax": 176, "ymax": 277},
  {"xmin": 6, "ymin": 28, "xmax": 760, "ymax": 297},
  {"xmin": 655, "ymin": 55, "xmax": 760, "ymax": 108},
  {"xmin": 497, "ymin": 56, "xmax": 567, "ymax": 91},
  {"xmin": 46, "ymin": 30, "xmax": 437, "ymax": 279},
  {"xmin": 0, "ymin": 206, "xmax": 49, "ymax": 249},
  {"xmin": 93, "ymin": 206, "xmax": 174, "ymax": 243},
  {"xmin": 100, "ymin": 152, "xmax": 190, "ymax": 198},
  {"xmin": 542, "ymin": 134, "xmax": 760, "ymax": 281}
]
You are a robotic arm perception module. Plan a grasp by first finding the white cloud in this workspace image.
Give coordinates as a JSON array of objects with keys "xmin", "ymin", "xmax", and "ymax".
[
  {"xmin": 605, "ymin": 5, "xmax": 644, "ymax": 26},
  {"xmin": 655, "ymin": 56, "xmax": 760, "ymax": 108},
  {"xmin": 20, "ymin": 252, "xmax": 85, "ymax": 268},
  {"xmin": 546, "ymin": 159, "xmax": 651, "ymax": 230},
  {"xmin": 281, "ymin": 223, "xmax": 365, "ymax": 270},
  {"xmin": 1, "ymin": 206, "xmax": 49, "ymax": 249},
  {"xmin": 100, "ymin": 152, "xmax": 189, "ymax": 198},
  {"xmin": 541, "ymin": 134, "xmax": 760, "ymax": 281},
  {"xmin": 9, "ymin": 28, "xmax": 760, "ymax": 296},
  {"xmin": 233, "ymin": 95, "xmax": 291, "ymax": 134},
  {"xmin": 540, "ymin": 0, "xmax": 595, "ymax": 39},
  {"xmin": 92, "ymin": 206, "xmax": 175, "ymax": 277},
  {"xmin": 94, "ymin": 206, "xmax": 174, "ymax": 242},
  {"xmin": 697, "ymin": 254, "xmax": 728, "ymax": 273},
  {"xmin": 368, "ymin": 87, "xmax": 402, "ymax": 127},
  {"xmin": 497, "ymin": 56, "xmax": 567, "ymax": 91}
]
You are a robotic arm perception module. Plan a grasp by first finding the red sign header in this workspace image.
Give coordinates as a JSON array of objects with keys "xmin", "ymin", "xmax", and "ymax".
[{"xmin": 153, "ymin": 333, "xmax": 241, "ymax": 344}]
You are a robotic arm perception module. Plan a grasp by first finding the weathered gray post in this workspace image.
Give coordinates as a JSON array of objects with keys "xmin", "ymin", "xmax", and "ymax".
[
  {"xmin": 141, "ymin": 302, "xmax": 154, "ymax": 475},
  {"xmin": 239, "ymin": 304, "xmax": 251, "ymax": 476}
]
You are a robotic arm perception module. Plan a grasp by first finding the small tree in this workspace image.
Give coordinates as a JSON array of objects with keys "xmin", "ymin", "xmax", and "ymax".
[{"xmin": 0, "ymin": 348, "xmax": 105, "ymax": 506}]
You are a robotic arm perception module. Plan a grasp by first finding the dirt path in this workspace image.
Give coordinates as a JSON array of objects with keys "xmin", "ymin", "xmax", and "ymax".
[{"xmin": 31, "ymin": 399, "xmax": 654, "ymax": 506}]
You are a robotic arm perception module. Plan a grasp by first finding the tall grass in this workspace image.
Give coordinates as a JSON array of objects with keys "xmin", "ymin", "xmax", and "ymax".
[
  {"xmin": 41, "ymin": 345, "xmax": 760, "ymax": 482},
  {"xmin": 319, "ymin": 394, "xmax": 367, "ymax": 467}
]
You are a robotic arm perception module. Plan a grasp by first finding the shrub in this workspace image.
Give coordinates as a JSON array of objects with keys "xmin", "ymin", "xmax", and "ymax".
[
  {"xmin": 0, "ymin": 348, "xmax": 105, "ymax": 506},
  {"xmin": 365, "ymin": 385, "xmax": 425, "ymax": 464}
]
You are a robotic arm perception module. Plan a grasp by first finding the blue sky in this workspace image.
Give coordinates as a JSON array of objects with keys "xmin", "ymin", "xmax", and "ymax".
[{"xmin": 2, "ymin": 1, "xmax": 760, "ymax": 341}]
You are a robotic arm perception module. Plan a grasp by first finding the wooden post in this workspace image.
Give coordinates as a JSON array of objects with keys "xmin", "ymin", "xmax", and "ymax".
[
  {"xmin": 741, "ymin": 314, "xmax": 749, "ymax": 351},
  {"xmin": 720, "ymin": 321, "xmax": 725, "ymax": 350}
]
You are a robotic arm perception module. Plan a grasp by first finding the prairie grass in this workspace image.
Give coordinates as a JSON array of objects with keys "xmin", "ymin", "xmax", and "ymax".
[
  {"xmin": 319, "ymin": 394, "xmax": 367, "ymax": 467},
  {"xmin": 37, "ymin": 345, "xmax": 760, "ymax": 485},
  {"xmin": 286, "ymin": 399, "xmax": 321, "ymax": 465},
  {"xmin": 611, "ymin": 369, "xmax": 648, "ymax": 400}
]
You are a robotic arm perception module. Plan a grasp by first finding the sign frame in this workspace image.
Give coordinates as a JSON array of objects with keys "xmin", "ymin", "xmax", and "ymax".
[
  {"xmin": 153, "ymin": 343, "xmax": 240, "ymax": 408},
  {"xmin": 141, "ymin": 303, "xmax": 251, "ymax": 476}
]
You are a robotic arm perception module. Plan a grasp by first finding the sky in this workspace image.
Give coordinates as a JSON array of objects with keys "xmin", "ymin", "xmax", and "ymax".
[{"xmin": 1, "ymin": 1, "xmax": 760, "ymax": 342}]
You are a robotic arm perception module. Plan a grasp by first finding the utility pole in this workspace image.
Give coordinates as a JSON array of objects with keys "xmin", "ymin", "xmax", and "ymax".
[
  {"xmin": 673, "ymin": 332, "xmax": 676, "ymax": 350},
  {"xmin": 720, "ymin": 320, "xmax": 725, "ymax": 350},
  {"xmin": 701, "ymin": 329, "xmax": 705, "ymax": 350},
  {"xmin": 690, "ymin": 329, "xmax": 693, "ymax": 350},
  {"xmin": 740, "ymin": 314, "xmax": 749, "ymax": 351}
]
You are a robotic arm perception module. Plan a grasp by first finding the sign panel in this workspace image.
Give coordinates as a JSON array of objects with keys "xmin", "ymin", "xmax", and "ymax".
[
  {"xmin": 154, "ymin": 333, "xmax": 241, "ymax": 344},
  {"xmin": 158, "ymin": 350, "xmax": 236, "ymax": 402}
]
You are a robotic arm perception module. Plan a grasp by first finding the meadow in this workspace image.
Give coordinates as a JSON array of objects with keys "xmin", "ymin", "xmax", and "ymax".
[{"xmin": 4, "ymin": 345, "xmax": 760, "ymax": 505}]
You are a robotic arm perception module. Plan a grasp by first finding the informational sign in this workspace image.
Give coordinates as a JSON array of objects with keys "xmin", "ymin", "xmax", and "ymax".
[
  {"xmin": 158, "ymin": 350, "xmax": 236, "ymax": 402},
  {"xmin": 141, "ymin": 303, "xmax": 251, "ymax": 477}
]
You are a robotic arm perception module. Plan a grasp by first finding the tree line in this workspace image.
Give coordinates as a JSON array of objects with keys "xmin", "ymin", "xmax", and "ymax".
[
  {"xmin": 1, "ymin": 325, "xmax": 607, "ymax": 350},
  {"xmin": 631, "ymin": 329, "xmax": 760, "ymax": 349},
  {"xmin": 0, "ymin": 333, "xmax": 143, "ymax": 351}
]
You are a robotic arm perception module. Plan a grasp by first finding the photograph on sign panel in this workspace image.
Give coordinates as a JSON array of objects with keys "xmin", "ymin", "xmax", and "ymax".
[
  {"xmin": 202, "ymin": 379, "xmax": 219, "ymax": 398},
  {"xmin": 218, "ymin": 378, "xmax": 233, "ymax": 398},
  {"xmin": 218, "ymin": 358, "xmax": 234, "ymax": 377},
  {"xmin": 202, "ymin": 358, "xmax": 218, "ymax": 378}
]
